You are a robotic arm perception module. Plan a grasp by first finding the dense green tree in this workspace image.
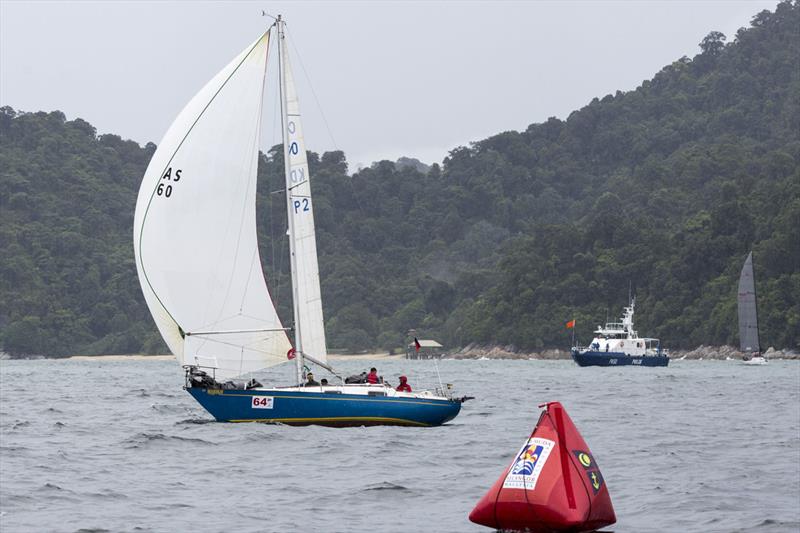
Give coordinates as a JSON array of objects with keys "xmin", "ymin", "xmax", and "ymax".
[{"xmin": 0, "ymin": 2, "xmax": 798, "ymax": 356}]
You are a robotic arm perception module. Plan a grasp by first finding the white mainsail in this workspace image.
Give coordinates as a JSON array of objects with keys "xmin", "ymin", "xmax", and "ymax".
[
  {"xmin": 134, "ymin": 32, "xmax": 292, "ymax": 380},
  {"xmin": 280, "ymin": 37, "xmax": 328, "ymax": 365}
]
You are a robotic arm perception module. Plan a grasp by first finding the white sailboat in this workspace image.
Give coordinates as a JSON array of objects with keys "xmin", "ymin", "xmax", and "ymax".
[{"xmin": 133, "ymin": 17, "xmax": 465, "ymax": 426}]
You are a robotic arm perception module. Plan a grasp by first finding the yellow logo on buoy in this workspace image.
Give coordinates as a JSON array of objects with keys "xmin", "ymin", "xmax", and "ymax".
[{"xmin": 578, "ymin": 452, "xmax": 592, "ymax": 468}]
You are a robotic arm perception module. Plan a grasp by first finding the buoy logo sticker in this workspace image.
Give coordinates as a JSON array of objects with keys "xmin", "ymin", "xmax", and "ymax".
[{"xmin": 503, "ymin": 438, "xmax": 555, "ymax": 491}]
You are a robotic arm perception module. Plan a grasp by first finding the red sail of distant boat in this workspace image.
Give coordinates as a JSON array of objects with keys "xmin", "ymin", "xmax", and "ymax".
[{"xmin": 469, "ymin": 402, "xmax": 616, "ymax": 533}]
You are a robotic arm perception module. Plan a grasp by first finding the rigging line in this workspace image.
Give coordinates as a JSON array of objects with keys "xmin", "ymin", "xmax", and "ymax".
[
  {"xmin": 239, "ymin": 247, "xmax": 260, "ymax": 312},
  {"xmin": 285, "ymin": 28, "xmax": 339, "ymax": 151},
  {"xmin": 215, "ymin": 53, "xmax": 271, "ymax": 322},
  {"xmin": 268, "ymin": 28, "xmax": 286, "ymax": 316},
  {"xmin": 269, "ymin": 156, "xmax": 278, "ymax": 305},
  {"xmin": 286, "ymin": 23, "xmax": 367, "ymax": 283},
  {"xmin": 187, "ymin": 327, "xmax": 289, "ymax": 335},
  {"xmin": 237, "ymin": 311, "xmax": 287, "ymax": 324},
  {"xmin": 269, "ymin": 31, "xmax": 289, "ymax": 323},
  {"xmin": 239, "ymin": 336, "xmax": 287, "ymax": 352},
  {"xmin": 137, "ymin": 31, "xmax": 270, "ymax": 330},
  {"xmin": 269, "ymin": 28, "xmax": 282, "ymax": 151},
  {"xmin": 216, "ymin": 121, "xmax": 259, "ymax": 317},
  {"xmin": 189, "ymin": 313, "xmax": 243, "ymax": 335},
  {"xmin": 188, "ymin": 311, "xmax": 282, "ymax": 336},
  {"xmin": 238, "ymin": 29, "xmax": 276, "ymax": 315},
  {"xmin": 189, "ymin": 334, "xmax": 283, "ymax": 357},
  {"xmin": 193, "ymin": 333, "xmax": 286, "ymax": 355},
  {"xmin": 273, "ymin": 213, "xmax": 288, "ymax": 319}
]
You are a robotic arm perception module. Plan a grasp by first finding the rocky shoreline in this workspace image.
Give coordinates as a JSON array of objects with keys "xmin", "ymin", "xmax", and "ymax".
[
  {"xmin": 2, "ymin": 346, "xmax": 797, "ymax": 361},
  {"xmin": 448, "ymin": 343, "xmax": 798, "ymax": 360}
]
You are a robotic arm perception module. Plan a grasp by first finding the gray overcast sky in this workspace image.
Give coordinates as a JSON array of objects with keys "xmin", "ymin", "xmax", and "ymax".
[{"xmin": 0, "ymin": 0, "xmax": 778, "ymax": 170}]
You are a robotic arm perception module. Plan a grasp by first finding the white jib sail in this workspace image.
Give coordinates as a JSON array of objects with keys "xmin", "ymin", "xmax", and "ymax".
[
  {"xmin": 134, "ymin": 31, "xmax": 292, "ymax": 380},
  {"xmin": 281, "ymin": 41, "xmax": 328, "ymax": 364}
]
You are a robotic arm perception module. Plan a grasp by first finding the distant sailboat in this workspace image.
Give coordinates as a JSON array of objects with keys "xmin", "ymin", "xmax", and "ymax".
[
  {"xmin": 738, "ymin": 252, "xmax": 767, "ymax": 365},
  {"xmin": 133, "ymin": 17, "xmax": 465, "ymax": 425}
]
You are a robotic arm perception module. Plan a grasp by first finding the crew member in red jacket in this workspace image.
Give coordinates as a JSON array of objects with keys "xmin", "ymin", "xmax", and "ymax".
[
  {"xmin": 366, "ymin": 367, "xmax": 379, "ymax": 384},
  {"xmin": 396, "ymin": 375, "xmax": 412, "ymax": 392}
]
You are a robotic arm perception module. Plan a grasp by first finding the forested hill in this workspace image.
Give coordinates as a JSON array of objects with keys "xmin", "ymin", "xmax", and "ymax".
[{"xmin": 1, "ymin": 1, "xmax": 798, "ymax": 357}]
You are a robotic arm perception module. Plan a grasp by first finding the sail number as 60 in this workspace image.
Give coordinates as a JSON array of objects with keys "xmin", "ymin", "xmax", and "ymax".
[{"xmin": 157, "ymin": 167, "xmax": 182, "ymax": 198}]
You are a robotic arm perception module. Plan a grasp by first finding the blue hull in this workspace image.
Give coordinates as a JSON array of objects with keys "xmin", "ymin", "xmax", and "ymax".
[
  {"xmin": 186, "ymin": 387, "xmax": 462, "ymax": 427},
  {"xmin": 571, "ymin": 350, "xmax": 669, "ymax": 367}
]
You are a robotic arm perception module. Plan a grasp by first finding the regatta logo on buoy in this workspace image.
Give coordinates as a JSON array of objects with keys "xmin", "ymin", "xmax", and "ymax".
[
  {"xmin": 512, "ymin": 445, "xmax": 543, "ymax": 476},
  {"xmin": 502, "ymin": 437, "xmax": 554, "ymax": 491}
]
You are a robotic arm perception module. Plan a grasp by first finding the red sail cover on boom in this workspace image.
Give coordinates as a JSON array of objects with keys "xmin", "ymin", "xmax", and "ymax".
[{"xmin": 469, "ymin": 402, "xmax": 616, "ymax": 532}]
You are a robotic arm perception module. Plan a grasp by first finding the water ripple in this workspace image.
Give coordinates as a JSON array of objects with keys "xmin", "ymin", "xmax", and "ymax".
[{"xmin": 0, "ymin": 358, "xmax": 797, "ymax": 533}]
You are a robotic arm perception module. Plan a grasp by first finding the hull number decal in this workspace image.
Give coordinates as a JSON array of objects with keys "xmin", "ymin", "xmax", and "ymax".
[{"xmin": 251, "ymin": 396, "xmax": 274, "ymax": 409}]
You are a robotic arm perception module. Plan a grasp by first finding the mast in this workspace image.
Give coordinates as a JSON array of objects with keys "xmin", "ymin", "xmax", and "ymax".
[{"xmin": 276, "ymin": 15, "xmax": 305, "ymax": 384}]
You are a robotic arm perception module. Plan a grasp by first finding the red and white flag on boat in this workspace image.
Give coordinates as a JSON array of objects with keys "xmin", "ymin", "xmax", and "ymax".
[
  {"xmin": 469, "ymin": 401, "xmax": 616, "ymax": 532},
  {"xmin": 414, "ymin": 337, "xmax": 421, "ymax": 352}
]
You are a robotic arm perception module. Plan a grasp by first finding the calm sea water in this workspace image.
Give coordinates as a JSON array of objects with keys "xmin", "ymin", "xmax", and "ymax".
[{"xmin": 1, "ymin": 357, "xmax": 798, "ymax": 533}]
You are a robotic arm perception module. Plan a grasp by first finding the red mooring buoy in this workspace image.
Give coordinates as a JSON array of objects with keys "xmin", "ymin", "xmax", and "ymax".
[{"xmin": 469, "ymin": 402, "xmax": 616, "ymax": 532}]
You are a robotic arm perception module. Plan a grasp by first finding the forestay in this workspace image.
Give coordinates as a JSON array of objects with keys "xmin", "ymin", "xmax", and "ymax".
[
  {"xmin": 281, "ymin": 40, "xmax": 328, "ymax": 365},
  {"xmin": 737, "ymin": 252, "xmax": 760, "ymax": 354},
  {"xmin": 134, "ymin": 32, "xmax": 292, "ymax": 380}
]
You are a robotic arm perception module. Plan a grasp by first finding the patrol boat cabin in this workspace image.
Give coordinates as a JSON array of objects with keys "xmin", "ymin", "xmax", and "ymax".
[{"xmin": 571, "ymin": 298, "xmax": 669, "ymax": 367}]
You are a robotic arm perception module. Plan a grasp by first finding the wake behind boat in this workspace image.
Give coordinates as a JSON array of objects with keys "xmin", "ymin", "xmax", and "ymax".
[
  {"xmin": 571, "ymin": 298, "xmax": 669, "ymax": 367},
  {"xmin": 133, "ymin": 17, "xmax": 465, "ymax": 426}
]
